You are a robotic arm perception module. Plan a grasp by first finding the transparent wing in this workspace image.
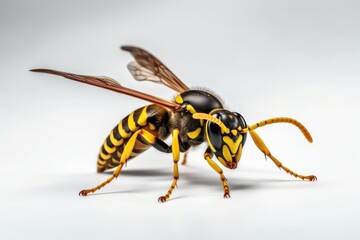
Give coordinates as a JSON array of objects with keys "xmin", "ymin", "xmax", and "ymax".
[
  {"xmin": 121, "ymin": 46, "xmax": 190, "ymax": 93},
  {"xmin": 30, "ymin": 69, "xmax": 182, "ymax": 112}
]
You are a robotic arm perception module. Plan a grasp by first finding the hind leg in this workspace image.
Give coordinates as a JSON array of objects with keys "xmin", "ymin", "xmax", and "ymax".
[{"xmin": 79, "ymin": 129, "xmax": 172, "ymax": 196}]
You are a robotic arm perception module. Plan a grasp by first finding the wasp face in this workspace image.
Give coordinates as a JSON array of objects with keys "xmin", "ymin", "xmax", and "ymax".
[{"xmin": 205, "ymin": 110, "xmax": 247, "ymax": 169}]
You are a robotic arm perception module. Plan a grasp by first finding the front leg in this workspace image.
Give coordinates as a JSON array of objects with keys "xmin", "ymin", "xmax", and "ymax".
[
  {"xmin": 158, "ymin": 129, "xmax": 181, "ymax": 202},
  {"xmin": 204, "ymin": 147, "xmax": 231, "ymax": 198},
  {"xmin": 249, "ymin": 130, "xmax": 317, "ymax": 181}
]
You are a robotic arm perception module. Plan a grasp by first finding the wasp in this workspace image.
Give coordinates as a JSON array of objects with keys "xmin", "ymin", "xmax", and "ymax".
[{"xmin": 31, "ymin": 46, "xmax": 317, "ymax": 202}]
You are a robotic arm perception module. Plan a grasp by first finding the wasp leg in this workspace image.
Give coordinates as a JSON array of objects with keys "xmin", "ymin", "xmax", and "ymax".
[
  {"xmin": 204, "ymin": 148, "xmax": 231, "ymax": 198},
  {"xmin": 79, "ymin": 130, "xmax": 142, "ymax": 196},
  {"xmin": 249, "ymin": 131, "xmax": 317, "ymax": 181},
  {"xmin": 181, "ymin": 151, "xmax": 189, "ymax": 165},
  {"xmin": 158, "ymin": 129, "xmax": 181, "ymax": 202},
  {"xmin": 79, "ymin": 129, "xmax": 171, "ymax": 196}
]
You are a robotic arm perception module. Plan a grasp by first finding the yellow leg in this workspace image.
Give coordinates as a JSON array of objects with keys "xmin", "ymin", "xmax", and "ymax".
[
  {"xmin": 79, "ymin": 130, "xmax": 142, "ymax": 196},
  {"xmin": 249, "ymin": 131, "xmax": 317, "ymax": 181},
  {"xmin": 158, "ymin": 129, "xmax": 180, "ymax": 202},
  {"xmin": 204, "ymin": 150, "xmax": 230, "ymax": 198}
]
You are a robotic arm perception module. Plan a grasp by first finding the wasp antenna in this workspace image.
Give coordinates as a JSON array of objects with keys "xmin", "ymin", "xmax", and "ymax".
[
  {"xmin": 241, "ymin": 117, "xmax": 313, "ymax": 143},
  {"xmin": 193, "ymin": 113, "xmax": 230, "ymax": 134}
]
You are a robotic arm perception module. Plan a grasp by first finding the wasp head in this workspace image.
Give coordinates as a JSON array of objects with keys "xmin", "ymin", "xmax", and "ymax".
[{"xmin": 196, "ymin": 110, "xmax": 247, "ymax": 169}]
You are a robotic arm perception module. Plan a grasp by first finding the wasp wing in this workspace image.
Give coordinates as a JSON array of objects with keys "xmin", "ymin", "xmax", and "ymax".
[
  {"xmin": 30, "ymin": 69, "xmax": 181, "ymax": 112},
  {"xmin": 121, "ymin": 46, "xmax": 190, "ymax": 93}
]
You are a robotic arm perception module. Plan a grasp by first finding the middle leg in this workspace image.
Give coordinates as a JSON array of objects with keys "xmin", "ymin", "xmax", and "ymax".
[{"xmin": 158, "ymin": 129, "xmax": 181, "ymax": 202}]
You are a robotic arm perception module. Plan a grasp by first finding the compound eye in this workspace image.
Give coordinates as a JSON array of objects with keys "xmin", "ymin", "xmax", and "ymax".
[
  {"xmin": 233, "ymin": 112, "xmax": 247, "ymax": 129},
  {"xmin": 208, "ymin": 122, "xmax": 222, "ymax": 150}
]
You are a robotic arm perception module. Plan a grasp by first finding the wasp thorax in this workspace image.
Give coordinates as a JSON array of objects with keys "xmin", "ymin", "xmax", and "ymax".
[{"xmin": 204, "ymin": 110, "xmax": 247, "ymax": 169}]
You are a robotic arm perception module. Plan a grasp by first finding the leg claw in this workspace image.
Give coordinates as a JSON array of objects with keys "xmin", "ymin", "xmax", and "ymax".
[
  {"xmin": 79, "ymin": 190, "xmax": 91, "ymax": 196},
  {"xmin": 223, "ymin": 192, "xmax": 231, "ymax": 198},
  {"xmin": 307, "ymin": 175, "xmax": 317, "ymax": 181},
  {"xmin": 158, "ymin": 196, "xmax": 168, "ymax": 203}
]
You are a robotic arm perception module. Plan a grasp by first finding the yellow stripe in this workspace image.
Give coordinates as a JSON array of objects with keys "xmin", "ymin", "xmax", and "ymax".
[
  {"xmin": 222, "ymin": 145, "xmax": 232, "ymax": 162},
  {"xmin": 110, "ymin": 131, "xmax": 124, "ymax": 146},
  {"xmin": 186, "ymin": 104, "xmax": 197, "ymax": 114},
  {"xmin": 136, "ymin": 106, "xmax": 148, "ymax": 127},
  {"xmin": 112, "ymin": 157, "xmax": 120, "ymax": 164},
  {"xmin": 187, "ymin": 127, "xmax": 201, "ymax": 139},
  {"xmin": 103, "ymin": 140, "xmax": 116, "ymax": 154},
  {"xmin": 118, "ymin": 121, "xmax": 131, "ymax": 138},
  {"xmin": 128, "ymin": 112, "xmax": 137, "ymax": 132},
  {"xmin": 107, "ymin": 163, "xmax": 117, "ymax": 169},
  {"xmin": 99, "ymin": 150, "xmax": 111, "ymax": 160},
  {"xmin": 97, "ymin": 158, "xmax": 107, "ymax": 165}
]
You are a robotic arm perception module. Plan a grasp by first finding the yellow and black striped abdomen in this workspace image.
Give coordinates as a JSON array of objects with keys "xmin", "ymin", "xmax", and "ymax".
[{"xmin": 97, "ymin": 104, "xmax": 170, "ymax": 172}]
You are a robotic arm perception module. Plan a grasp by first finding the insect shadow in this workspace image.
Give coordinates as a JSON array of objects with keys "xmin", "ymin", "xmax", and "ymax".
[{"xmin": 101, "ymin": 168, "xmax": 171, "ymax": 178}]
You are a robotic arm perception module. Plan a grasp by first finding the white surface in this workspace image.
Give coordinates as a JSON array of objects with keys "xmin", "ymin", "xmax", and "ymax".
[{"xmin": 1, "ymin": 0, "xmax": 359, "ymax": 239}]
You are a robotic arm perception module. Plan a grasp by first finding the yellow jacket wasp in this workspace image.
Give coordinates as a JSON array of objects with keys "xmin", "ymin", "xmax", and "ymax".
[{"xmin": 31, "ymin": 46, "xmax": 317, "ymax": 202}]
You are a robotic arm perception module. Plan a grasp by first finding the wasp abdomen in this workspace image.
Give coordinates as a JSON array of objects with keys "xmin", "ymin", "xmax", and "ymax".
[{"xmin": 97, "ymin": 105, "xmax": 170, "ymax": 172}]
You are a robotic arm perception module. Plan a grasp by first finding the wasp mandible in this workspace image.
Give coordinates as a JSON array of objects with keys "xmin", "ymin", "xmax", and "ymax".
[{"xmin": 31, "ymin": 46, "xmax": 317, "ymax": 202}]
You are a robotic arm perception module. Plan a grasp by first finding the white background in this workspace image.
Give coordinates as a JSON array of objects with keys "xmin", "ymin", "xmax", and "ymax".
[{"xmin": 1, "ymin": 0, "xmax": 359, "ymax": 239}]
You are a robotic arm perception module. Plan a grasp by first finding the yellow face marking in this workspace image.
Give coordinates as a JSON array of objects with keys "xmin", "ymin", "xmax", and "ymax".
[
  {"xmin": 118, "ymin": 121, "xmax": 131, "ymax": 138},
  {"xmin": 110, "ymin": 131, "xmax": 124, "ymax": 146},
  {"xmin": 187, "ymin": 127, "xmax": 201, "ymax": 139},
  {"xmin": 223, "ymin": 135, "xmax": 243, "ymax": 155},
  {"xmin": 175, "ymin": 95, "xmax": 184, "ymax": 104},
  {"xmin": 137, "ymin": 106, "xmax": 148, "ymax": 127},
  {"xmin": 99, "ymin": 151, "xmax": 111, "ymax": 160},
  {"xmin": 103, "ymin": 140, "xmax": 116, "ymax": 154},
  {"xmin": 231, "ymin": 129, "xmax": 238, "ymax": 136},
  {"xmin": 222, "ymin": 145, "xmax": 232, "ymax": 163},
  {"xmin": 235, "ymin": 144, "xmax": 243, "ymax": 163},
  {"xmin": 128, "ymin": 112, "xmax": 138, "ymax": 132},
  {"xmin": 217, "ymin": 156, "xmax": 227, "ymax": 167}
]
